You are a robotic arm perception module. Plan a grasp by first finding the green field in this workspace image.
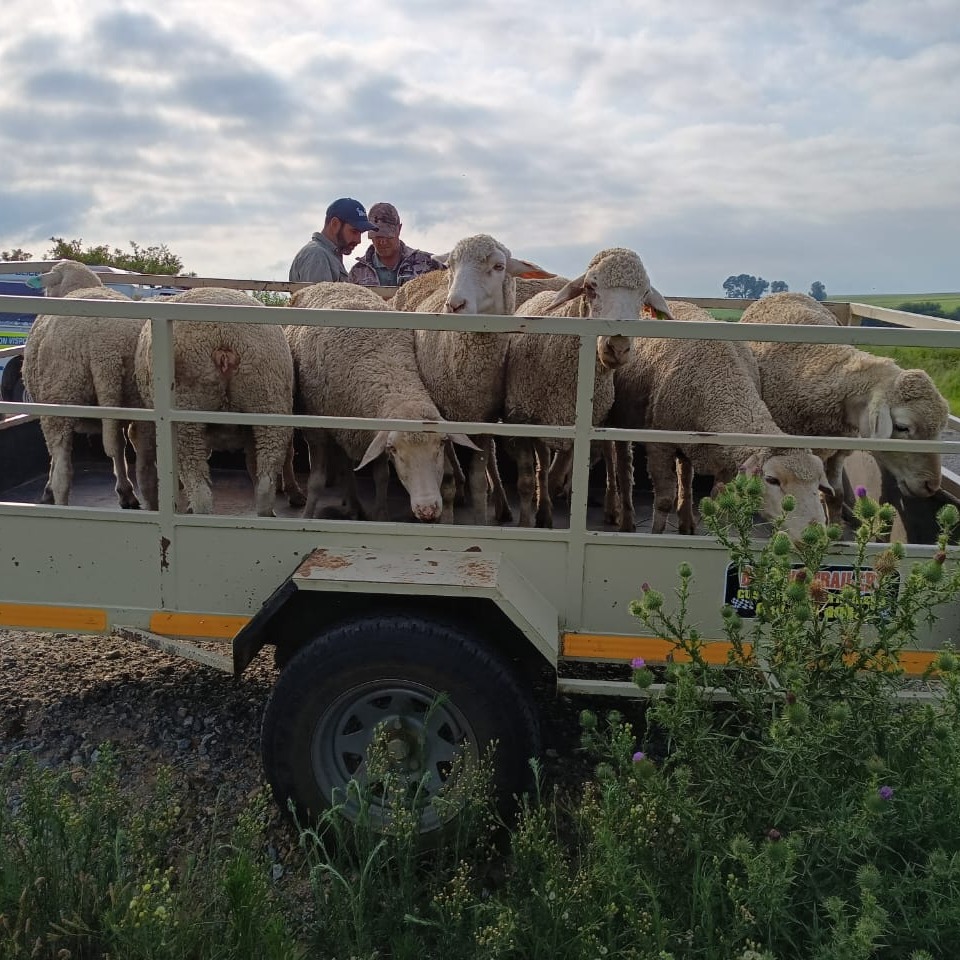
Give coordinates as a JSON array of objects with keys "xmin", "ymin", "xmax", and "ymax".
[{"xmin": 833, "ymin": 292, "xmax": 960, "ymax": 313}]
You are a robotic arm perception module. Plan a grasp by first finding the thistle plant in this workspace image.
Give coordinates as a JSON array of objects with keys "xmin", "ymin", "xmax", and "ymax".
[{"xmin": 616, "ymin": 476, "xmax": 960, "ymax": 956}]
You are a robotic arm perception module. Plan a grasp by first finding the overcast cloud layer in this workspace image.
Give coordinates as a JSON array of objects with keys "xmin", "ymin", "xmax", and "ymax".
[{"xmin": 1, "ymin": 0, "xmax": 957, "ymax": 295}]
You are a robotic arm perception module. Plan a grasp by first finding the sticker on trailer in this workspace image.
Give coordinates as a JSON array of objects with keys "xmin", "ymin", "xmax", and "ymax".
[{"xmin": 724, "ymin": 562, "xmax": 899, "ymax": 621}]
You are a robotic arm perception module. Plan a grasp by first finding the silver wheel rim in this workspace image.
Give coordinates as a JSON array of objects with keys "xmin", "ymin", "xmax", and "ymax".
[{"xmin": 311, "ymin": 679, "xmax": 479, "ymax": 833}]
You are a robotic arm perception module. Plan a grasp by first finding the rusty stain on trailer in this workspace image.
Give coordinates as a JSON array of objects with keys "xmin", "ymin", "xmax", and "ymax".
[
  {"xmin": 160, "ymin": 536, "xmax": 171, "ymax": 570},
  {"xmin": 298, "ymin": 548, "xmax": 352, "ymax": 573}
]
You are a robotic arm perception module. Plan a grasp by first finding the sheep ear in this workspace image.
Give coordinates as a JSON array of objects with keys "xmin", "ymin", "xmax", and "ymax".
[
  {"xmin": 644, "ymin": 286, "xmax": 674, "ymax": 320},
  {"xmin": 738, "ymin": 453, "xmax": 763, "ymax": 477},
  {"xmin": 859, "ymin": 404, "xmax": 893, "ymax": 438},
  {"xmin": 506, "ymin": 258, "xmax": 553, "ymax": 279},
  {"xmin": 819, "ymin": 482, "xmax": 835, "ymax": 498},
  {"xmin": 547, "ymin": 275, "xmax": 586, "ymax": 310},
  {"xmin": 448, "ymin": 433, "xmax": 481, "ymax": 452},
  {"xmin": 356, "ymin": 431, "xmax": 390, "ymax": 471}
]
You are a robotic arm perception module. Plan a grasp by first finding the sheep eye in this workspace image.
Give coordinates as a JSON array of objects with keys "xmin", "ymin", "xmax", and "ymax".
[
  {"xmin": 764, "ymin": 476, "xmax": 781, "ymax": 487},
  {"xmin": 893, "ymin": 422, "xmax": 909, "ymax": 434},
  {"xmin": 584, "ymin": 284, "xmax": 598, "ymax": 300},
  {"xmin": 492, "ymin": 262, "xmax": 506, "ymax": 272}
]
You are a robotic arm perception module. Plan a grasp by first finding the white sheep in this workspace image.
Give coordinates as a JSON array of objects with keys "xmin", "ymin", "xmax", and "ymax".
[
  {"xmin": 505, "ymin": 247, "xmax": 674, "ymax": 528},
  {"xmin": 402, "ymin": 234, "xmax": 552, "ymax": 524},
  {"xmin": 609, "ymin": 300, "xmax": 832, "ymax": 538},
  {"xmin": 287, "ymin": 281, "xmax": 478, "ymax": 522},
  {"xmin": 743, "ymin": 292, "xmax": 949, "ymax": 520},
  {"xmin": 133, "ymin": 287, "xmax": 294, "ymax": 516},
  {"xmin": 22, "ymin": 262, "xmax": 143, "ymax": 509}
]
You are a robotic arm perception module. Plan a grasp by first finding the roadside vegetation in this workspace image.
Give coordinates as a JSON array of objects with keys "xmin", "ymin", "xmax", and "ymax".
[{"xmin": 4, "ymin": 482, "xmax": 960, "ymax": 958}]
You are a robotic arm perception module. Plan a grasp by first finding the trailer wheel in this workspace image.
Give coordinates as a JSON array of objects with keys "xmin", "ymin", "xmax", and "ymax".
[{"xmin": 260, "ymin": 613, "xmax": 541, "ymax": 838}]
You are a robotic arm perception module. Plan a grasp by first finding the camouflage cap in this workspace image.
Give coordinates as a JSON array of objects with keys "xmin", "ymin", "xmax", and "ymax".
[{"xmin": 368, "ymin": 202, "xmax": 401, "ymax": 238}]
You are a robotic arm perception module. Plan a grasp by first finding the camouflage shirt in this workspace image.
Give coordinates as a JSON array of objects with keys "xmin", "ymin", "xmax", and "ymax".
[{"xmin": 348, "ymin": 242, "xmax": 442, "ymax": 288}]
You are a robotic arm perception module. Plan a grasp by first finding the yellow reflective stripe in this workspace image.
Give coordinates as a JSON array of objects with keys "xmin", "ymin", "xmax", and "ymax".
[
  {"xmin": 0, "ymin": 603, "xmax": 108, "ymax": 632},
  {"xmin": 149, "ymin": 612, "xmax": 250, "ymax": 639},
  {"xmin": 562, "ymin": 633, "xmax": 939, "ymax": 675}
]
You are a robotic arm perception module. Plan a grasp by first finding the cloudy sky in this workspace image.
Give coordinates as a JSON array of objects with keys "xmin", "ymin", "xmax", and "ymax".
[{"xmin": 1, "ymin": 0, "xmax": 957, "ymax": 296}]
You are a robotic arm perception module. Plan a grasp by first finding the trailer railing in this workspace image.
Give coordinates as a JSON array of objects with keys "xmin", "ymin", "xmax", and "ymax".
[{"xmin": 1, "ymin": 281, "xmax": 959, "ymax": 659}]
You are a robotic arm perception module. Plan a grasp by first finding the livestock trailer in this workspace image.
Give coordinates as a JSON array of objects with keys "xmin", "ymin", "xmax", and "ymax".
[{"xmin": 1, "ymin": 276, "xmax": 959, "ymax": 832}]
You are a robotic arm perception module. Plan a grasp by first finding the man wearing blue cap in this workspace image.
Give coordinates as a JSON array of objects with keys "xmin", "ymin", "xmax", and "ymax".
[{"xmin": 289, "ymin": 198, "xmax": 379, "ymax": 283}]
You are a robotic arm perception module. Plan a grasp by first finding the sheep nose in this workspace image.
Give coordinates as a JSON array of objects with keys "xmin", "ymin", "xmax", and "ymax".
[
  {"xmin": 444, "ymin": 297, "xmax": 467, "ymax": 314},
  {"xmin": 415, "ymin": 503, "xmax": 441, "ymax": 522},
  {"xmin": 924, "ymin": 478, "xmax": 940, "ymax": 495}
]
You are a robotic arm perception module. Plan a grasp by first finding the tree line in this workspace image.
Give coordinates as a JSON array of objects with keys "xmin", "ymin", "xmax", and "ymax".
[
  {"xmin": 722, "ymin": 274, "xmax": 826, "ymax": 301},
  {"xmin": 2, "ymin": 238, "xmax": 185, "ymax": 275}
]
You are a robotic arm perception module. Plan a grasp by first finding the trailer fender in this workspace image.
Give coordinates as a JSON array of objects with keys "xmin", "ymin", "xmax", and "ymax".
[{"xmin": 232, "ymin": 546, "xmax": 560, "ymax": 677}]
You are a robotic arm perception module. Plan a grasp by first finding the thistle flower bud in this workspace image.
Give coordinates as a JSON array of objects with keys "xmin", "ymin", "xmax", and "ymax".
[
  {"xmin": 878, "ymin": 504, "xmax": 896, "ymax": 524},
  {"xmin": 825, "ymin": 523, "xmax": 843, "ymax": 541},
  {"xmin": 934, "ymin": 551, "xmax": 947, "ymax": 565},
  {"xmin": 891, "ymin": 541, "xmax": 905, "ymax": 559},
  {"xmin": 781, "ymin": 494, "xmax": 796, "ymax": 513},
  {"xmin": 579, "ymin": 709, "xmax": 597, "ymax": 731},
  {"xmin": 678, "ymin": 561, "xmax": 693, "ymax": 579},
  {"xmin": 700, "ymin": 497, "xmax": 716, "ymax": 517},
  {"xmin": 858, "ymin": 499, "xmax": 878, "ymax": 520},
  {"xmin": 923, "ymin": 560, "xmax": 944, "ymax": 583},
  {"xmin": 937, "ymin": 503, "xmax": 960, "ymax": 528},
  {"xmin": 643, "ymin": 590, "xmax": 664, "ymax": 611},
  {"xmin": 771, "ymin": 532, "xmax": 791, "ymax": 556}
]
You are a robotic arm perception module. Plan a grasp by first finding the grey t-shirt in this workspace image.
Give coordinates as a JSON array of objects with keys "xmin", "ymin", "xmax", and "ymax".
[{"xmin": 289, "ymin": 232, "xmax": 347, "ymax": 283}]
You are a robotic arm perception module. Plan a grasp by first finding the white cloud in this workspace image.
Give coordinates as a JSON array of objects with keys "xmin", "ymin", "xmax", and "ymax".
[{"xmin": 0, "ymin": 0, "xmax": 957, "ymax": 296}]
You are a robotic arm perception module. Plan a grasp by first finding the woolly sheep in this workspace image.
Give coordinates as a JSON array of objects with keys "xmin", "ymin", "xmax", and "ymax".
[
  {"xmin": 405, "ymin": 234, "xmax": 552, "ymax": 524},
  {"xmin": 286, "ymin": 281, "xmax": 478, "ymax": 522},
  {"xmin": 22, "ymin": 266, "xmax": 143, "ymax": 509},
  {"xmin": 133, "ymin": 287, "xmax": 293, "ymax": 517},
  {"xmin": 504, "ymin": 247, "xmax": 673, "ymax": 528},
  {"xmin": 743, "ymin": 292, "xmax": 948, "ymax": 520},
  {"xmin": 608, "ymin": 300, "xmax": 832, "ymax": 537}
]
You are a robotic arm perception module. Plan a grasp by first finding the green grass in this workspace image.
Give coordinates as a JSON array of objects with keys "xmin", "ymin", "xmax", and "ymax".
[{"xmin": 833, "ymin": 292, "xmax": 960, "ymax": 314}]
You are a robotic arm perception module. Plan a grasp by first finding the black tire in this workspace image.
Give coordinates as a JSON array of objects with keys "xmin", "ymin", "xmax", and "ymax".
[{"xmin": 261, "ymin": 612, "xmax": 541, "ymax": 837}]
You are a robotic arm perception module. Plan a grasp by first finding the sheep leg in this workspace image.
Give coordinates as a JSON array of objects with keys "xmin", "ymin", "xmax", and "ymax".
[
  {"xmin": 90, "ymin": 364, "xmax": 140, "ymax": 509},
  {"xmin": 822, "ymin": 451, "xmax": 847, "ymax": 523},
  {"xmin": 612, "ymin": 440, "xmax": 633, "ymax": 532},
  {"xmin": 127, "ymin": 421, "xmax": 158, "ymax": 510},
  {"xmin": 533, "ymin": 438, "xmax": 554, "ymax": 529},
  {"xmin": 676, "ymin": 454, "xmax": 696, "ymax": 535},
  {"xmin": 512, "ymin": 438, "xmax": 538, "ymax": 527},
  {"xmin": 485, "ymin": 436, "xmax": 513, "ymax": 524},
  {"xmin": 602, "ymin": 440, "xmax": 620, "ymax": 526},
  {"xmin": 440, "ymin": 468, "xmax": 457, "ymax": 523},
  {"xmin": 647, "ymin": 444, "xmax": 679, "ymax": 535},
  {"xmin": 302, "ymin": 430, "xmax": 328, "ymax": 518},
  {"xmin": 468, "ymin": 445, "xmax": 488, "ymax": 525},
  {"xmin": 248, "ymin": 425, "xmax": 291, "ymax": 517},
  {"xmin": 177, "ymin": 422, "xmax": 213, "ymax": 514},
  {"xmin": 281, "ymin": 436, "xmax": 306, "ymax": 508},
  {"xmin": 41, "ymin": 416, "xmax": 74, "ymax": 505},
  {"xmin": 548, "ymin": 445, "xmax": 574, "ymax": 502}
]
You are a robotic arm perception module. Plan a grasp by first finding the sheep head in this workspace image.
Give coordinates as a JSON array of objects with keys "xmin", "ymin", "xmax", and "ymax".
[
  {"xmin": 859, "ymin": 368, "xmax": 949, "ymax": 498},
  {"xmin": 32, "ymin": 260, "xmax": 104, "ymax": 298},
  {"xmin": 546, "ymin": 248, "xmax": 673, "ymax": 322},
  {"xmin": 438, "ymin": 234, "xmax": 552, "ymax": 316},
  {"xmin": 738, "ymin": 449, "xmax": 832, "ymax": 539}
]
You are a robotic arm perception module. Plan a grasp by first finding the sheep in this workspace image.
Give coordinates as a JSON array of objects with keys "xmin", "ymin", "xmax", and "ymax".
[
  {"xmin": 403, "ymin": 234, "xmax": 553, "ymax": 524},
  {"xmin": 608, "ymin": 300, "xmax": 832, "ymax": 538},
  {"xmin": 742, "ymin": 292, "xmax": 949, "ymax": 520},
  {"xmin": 22, "ymin": 265, "xmax": 143, "ymax": 509},
  {"xmin": 286, "ymin": 281, "xmax": 478, "ymax": 522},
  {"xmin": 389, "ymin": 268, "xmax": 447, "ymax": 311},
  {"xmin": 32, "ymin": 259, "xmax": 105, "ymax": 298},
  {"xmin": 133, "ymin": 287, "xmax": 293, "ymax": 517},
  {"xmin": 504, "ymin": 247, "xmax": 675, "ymax": 527}
]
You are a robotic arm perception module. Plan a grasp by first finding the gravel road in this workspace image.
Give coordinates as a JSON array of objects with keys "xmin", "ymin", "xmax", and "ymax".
[{"xmin": 0, "ymin": 627, "xmax": 607, "ymax": 862}]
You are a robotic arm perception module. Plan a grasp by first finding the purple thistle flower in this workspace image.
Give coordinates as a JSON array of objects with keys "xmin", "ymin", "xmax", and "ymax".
[
  {"xmin": 855, "ymin": 486, "xmax": 868, "ymax": 499},
  {"xmin": 878, "ymin": 785, "xmax": 894, "ymax": 801},
  {"xmin": 631, "ymin": 657, "xmax": 646, "ymax": 669},
  {"xmin": 632, "ymin": 751, "xmax": 645, "ymax": 763},
  {"xmin": 641, "ymin": 582, "xmax": 651, "ymax": 593}
]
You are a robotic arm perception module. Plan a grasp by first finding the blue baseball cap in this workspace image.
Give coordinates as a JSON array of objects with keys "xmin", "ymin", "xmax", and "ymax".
[{"xmin": 325, "ymin": 198, "xmax": 378, "ymax": 232}]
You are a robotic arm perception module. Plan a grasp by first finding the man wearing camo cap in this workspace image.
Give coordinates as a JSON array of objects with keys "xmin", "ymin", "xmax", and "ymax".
[
  {"xmin": 289, "ymin": 197, "xmax": 379, "ymax": 283},
  {"xmin": 347, "ymin": 202, "xmax": 442, "ymax": 288}
]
